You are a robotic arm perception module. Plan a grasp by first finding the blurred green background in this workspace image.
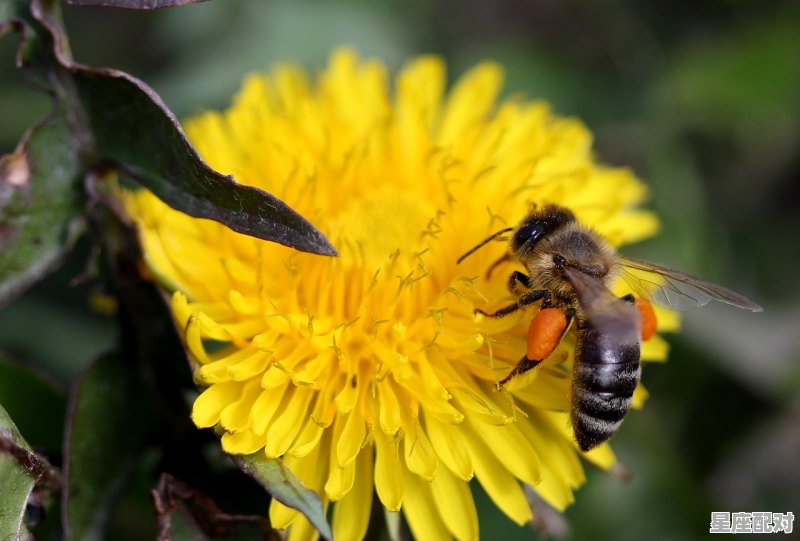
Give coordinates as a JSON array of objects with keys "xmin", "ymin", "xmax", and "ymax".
[{"xmin": 1, "ymin": 0, "xmax": 799, "ymax": 539}]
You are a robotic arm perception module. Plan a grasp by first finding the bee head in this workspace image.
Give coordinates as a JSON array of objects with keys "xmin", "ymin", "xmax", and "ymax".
[{"xmin": 511, "ymin": 204, "xmax": 576, "ymax": 257}]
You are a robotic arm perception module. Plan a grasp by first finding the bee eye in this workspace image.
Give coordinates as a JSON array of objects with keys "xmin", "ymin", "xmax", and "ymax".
[
  {"xmin": 511, "ymin": 206, "xmax": 575, "ymax": 255},
  {"xmin": 512, "ymin": 222, "xmax": 545, "ymax": 252}
]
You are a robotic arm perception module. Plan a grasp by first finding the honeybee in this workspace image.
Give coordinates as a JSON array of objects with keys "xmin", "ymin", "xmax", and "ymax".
[{"xmin": 458, "ymin": 204, "xmax": 762, "ymax": 451}]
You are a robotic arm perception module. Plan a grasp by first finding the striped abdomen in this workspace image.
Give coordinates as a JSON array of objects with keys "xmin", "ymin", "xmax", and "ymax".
[{"xmin": 571, "ymin": 321, "xmax": 641, "ymax": 451}]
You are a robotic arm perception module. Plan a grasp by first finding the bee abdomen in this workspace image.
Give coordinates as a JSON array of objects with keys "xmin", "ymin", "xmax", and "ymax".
[{"xmin": 571, "ymin": 361, "xmax": 641, "ymax": 451}]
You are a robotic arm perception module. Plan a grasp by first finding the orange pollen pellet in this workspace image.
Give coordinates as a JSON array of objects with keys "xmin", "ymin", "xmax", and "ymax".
[
  {"xmin": 526, "ymin": 308, "xmax": 568, "ymax": 361},
  {"xmin": 636, "ymin": 298, "xmax": 657, "ymax": 341}
]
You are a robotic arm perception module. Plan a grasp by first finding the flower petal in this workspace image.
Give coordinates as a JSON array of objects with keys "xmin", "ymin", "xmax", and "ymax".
[
  {"xmin": 221, "ymin": 429, "xmax": 269, "ymax": 455},
  {"xmin": 462, "ymin": 424, "xmax": 533, "ymax": 525},
  {"xmin": 191, "ymin": 381, "xmax": 242, "ymax": 428},
  {"xmin": 265, "ymin": 386, "xmax": 315, "ymax": 457},
  {"xmin": 403, "ymin": 469, "xmax": 452, "ymax": 541},
  {"xmin": 403, "ymin": 420, "xmax": 438, "ymax": 480},
  {"xmin": 429, "ymin": 466, "xmax": 479, "ymax": 541},
  {"xmin": 219, "ymin": 378, "xmax": 262, "ymax": 431},
  {"xmin": 377, "ymin": 381, "xmax": 402, "ymax": 435},
  {"xmin": 439, "ymin": 62, "xmax": 503, "ymax": 146},
  {"xmin": 332, "ymin": 448, "xmax": 374, "ymax": 541},
  {"xmin": 249, "ymin": 384, "xmax": 287, "ymax": 435},
  {"xmin": 374, "ymin": 429, "xmax": 404, "ymax": 511},
  {"xmin": 425, "ymin": 416, "xmax": 473, "ymax": 481}
]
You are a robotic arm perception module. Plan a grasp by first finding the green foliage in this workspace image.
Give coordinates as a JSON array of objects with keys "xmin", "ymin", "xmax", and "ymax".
[
  {"xmin": 62, "ymin": 351, "xmax": 154, "ymax": 540},
  {"xmin": 0, "ymin": 353, "xmax": 65, "ymax": 452},
  {"xmin": 0, "ymin": 117, "xmax": 84, "ymax": 305},
  {"xmin": 0, "ymin": 405, "xmax": 36, "ymax": 541}
]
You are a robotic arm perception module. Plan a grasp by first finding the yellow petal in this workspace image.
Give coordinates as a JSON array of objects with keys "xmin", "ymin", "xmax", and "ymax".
[
  {"xmin": 227, "ymin": 289, "xmax": 261, "ymax": 315},
  {"xmin": 269, "ymin": 499, "xmax": 299, "ymax": 530},
  {"xmin": 403, "ymin": 420, "xmax": 438, "ymax": 480},
  {"xmin": 403, "ymin": 469, "xmax": 452, "ymax": 541},
  {"xmin": 429, "ymin": 466, "xmax": 479, "ymax": 541},
  {"xmin": 218, "ymin": 378, "xmax": 262, "ymax": 431},
  {"xmin": 287, "ymin": 512, "xmax": 324, "ymax": 541},
  {"xmin": 289, "ymin": 418, "xmax": 325, "ymax": 458},
  {"xmin": 439, "ymin": 62, "xmax": 503, "ymax": 145},
  {"xmin": 220, "ymin": 429, "xmax": 269, "ymax": 455},
  {"xmin": 336, "ymin": 403, "xmax": 367, "ymax": 467},
  {"xmin": 261, "ymin": 365, "xmax": 290, "ymax": 389},
  {"xmin": 642, "ymin": 334, "xmax": 670, "ymax": 361},
  {"xmin": 582, "ymin": 442, "xmax": 616, "ymax": 470},
  {"xmin": 462, "ymin": 423, "xmax": 532, "ymax": 525},
  {"xmin": 464, "ymin": 417, "xmax": 541, "ymax": 487},
  {"xmin": 655, "ymin": 305, "xmax": 681, "ymax": 332},
  {"xmin": 226, "ymin": 349, "xmax": 271, "ymax": 380},
  {"xmin": 426, "ymin": 416, "xmax": 473, "ymax": 481},
  {"xmin": 396, "ymin": 55, "xmax": 445, "ymax": 132},
  {"xmin": 325, "ymin": 458, "xmax": 355, "ymax": 502},
  {"xmin": 191, "ymin": 381, "xmax": 242, "ymax": 428},
  {"xmin": 195, "ymin": 359, "xmax": 232, "ymax": 384},
  {"xmin": 516, "ymin": 411, "xmax": 585, "ymax": 511},
  {"xmin": 334, "ymin": 379, "xmax": 358, "ymax": 414},
  {"xmin": 265, "ymin": 387, "xmax": 314, "ymax": 457},
  {"xmin": 374, "ymin": 429, "xmax": 404, "ymax": 511},
  {"xmin": 513, "ymin": 366, "xmax": 571, "ymax": 411},
  {"xmin": 332, "ymin": 448, "xmax": 374, "ymax": 541},
  {"xmin": 184, "ymin": 314, "xmax": 210, "ymax": 365},
  {"xmin": 325, "ymin": 414, "xmax": 356, "ymax": 500},
  {"xmin": 249, "ymin": 384, "xmax": 287, "ymax": 435},
  {"xmin": 377, "ymin": 381, "xmax": 401, "ymax": 435},
  {"xmin": 632, "ymin": 384, "xmax": 649, "ymax": 409}
]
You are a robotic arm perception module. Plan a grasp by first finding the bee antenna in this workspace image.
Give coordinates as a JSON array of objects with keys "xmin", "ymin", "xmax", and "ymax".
[{"xmin": 457, "ymin": 227, "xmax": 514, "ymax": 264}]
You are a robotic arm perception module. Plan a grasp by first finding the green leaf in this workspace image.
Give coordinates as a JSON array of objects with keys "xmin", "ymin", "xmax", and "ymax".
[
  {"xmin": 234, "ymin": 454, "xmax": 332, "ymax": 541},
  {"xmin": 0, "ymin": 352, "xmax": 66, "ymax": 452},
  {"xmin": 30, "ymin": 0, "xmax": 336, "ymax": 257},
  {"xmin": 1, "ymin": 0, "xmax": 83, "ymax": 310},
  {"xmin": 66, "ymin": 0, "xmax": 208, "ymax": 9},
  {"xmin": 67, "ymin": 67, "xmax": 336, "ymax": 257},
  {"xmin": 0, "ymin": 115, "xmax": 84, "ymax": 305},
  {"xmin": 0, "ymin": 403, "xmax": 60, "ymax": 541},
  {"xmin": 63, "ymin": 351, "xmax": 154, "ymax": 541},
  {"xmin": 0, "ymin": 0, "xmax": 336, "ymax": 266},
  {"xmin": 0, "ymin": 405, "xmax": 35, "ymax": 541}
]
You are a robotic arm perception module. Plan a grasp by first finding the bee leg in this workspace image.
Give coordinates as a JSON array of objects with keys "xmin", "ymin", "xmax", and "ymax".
[
  {"xmin": 475, "ymin": 289, "xmax": 548, "ymax": 318},
  {"xmin": 497, "ymin": 307, "xmax": 576, "ymax": 389},
  {"xmin": 507, "ymin": 270, "xmax": 532, "ymax": 296},
  {"xmin": 498, "ymin": 356, "xmax": 541, "ymax": 388}
]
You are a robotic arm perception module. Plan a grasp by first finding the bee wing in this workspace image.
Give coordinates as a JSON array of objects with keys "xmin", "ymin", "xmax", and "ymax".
[
  {"xmin": 563, "ymin": 266, "xmax": 641, "ymax": 341},
  {"xmin": 618, "ymin": 257, "xmax": 763, "ymax": 312}
]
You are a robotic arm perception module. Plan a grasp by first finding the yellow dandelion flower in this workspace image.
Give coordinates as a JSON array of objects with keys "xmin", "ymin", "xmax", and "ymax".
[{"xmin": 124, "ymin": 48, "xmax": 678, "ymax": 541}]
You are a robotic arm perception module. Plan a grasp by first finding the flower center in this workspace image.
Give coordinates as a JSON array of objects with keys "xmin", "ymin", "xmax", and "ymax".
[{"xmin": 329, "ymin": 187, "xmax": 437, "ymax": 267}]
